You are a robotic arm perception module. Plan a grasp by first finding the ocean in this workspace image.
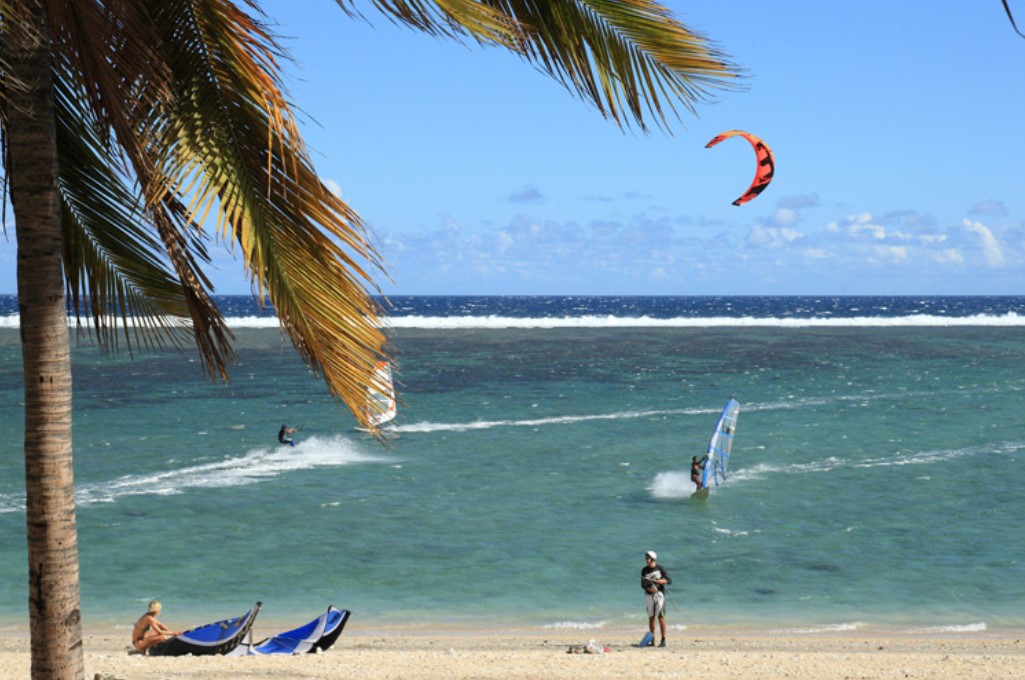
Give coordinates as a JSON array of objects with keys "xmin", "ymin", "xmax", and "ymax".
[{"xmin": 1, "ymin": 295, "xmax": 1024, "ymax": 635}]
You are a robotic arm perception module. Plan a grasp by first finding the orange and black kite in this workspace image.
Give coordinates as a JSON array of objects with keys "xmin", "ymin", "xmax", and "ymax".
[{"xmin": 705, "ymin": 130, "xmax": 775, "ymax": 206}]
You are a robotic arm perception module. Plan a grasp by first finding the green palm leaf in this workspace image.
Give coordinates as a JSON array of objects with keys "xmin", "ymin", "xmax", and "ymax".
[{"xmin": 344, "ymin": 0, "xmax": 741, "ymax": 130}]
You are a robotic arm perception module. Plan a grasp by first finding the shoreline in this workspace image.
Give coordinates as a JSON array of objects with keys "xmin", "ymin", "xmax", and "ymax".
[
  {"xmin": 1, "ymin": 609, "xmax": 1022, "ymax": 636},
  {"xmin": 1, "ymin": 626, "xmax": 1023, "ymax": 680},
  {"xmin": 2, "ymin": 616, "xmax": 1022, "ymax": 639}
]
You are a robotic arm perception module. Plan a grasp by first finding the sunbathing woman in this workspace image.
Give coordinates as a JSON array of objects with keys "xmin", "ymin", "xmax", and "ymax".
[{"xmin": 132, "ymin": 600, "xmax": 181, "ymax": 654}]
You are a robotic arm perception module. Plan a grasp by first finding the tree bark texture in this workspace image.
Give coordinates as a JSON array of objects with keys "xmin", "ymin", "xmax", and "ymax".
[{"xmin": 6, "ymin": 1, "xmax": 86, "ymax": 678}]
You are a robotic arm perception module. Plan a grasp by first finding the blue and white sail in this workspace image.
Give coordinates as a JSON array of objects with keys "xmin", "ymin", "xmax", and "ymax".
[
  {"xmin": 366, "ymin": 361, "xmax": 397, "ymax": 428},
  {"xmin": 700, "ymin": 398, "xmax": 740, "ymax": 489}
]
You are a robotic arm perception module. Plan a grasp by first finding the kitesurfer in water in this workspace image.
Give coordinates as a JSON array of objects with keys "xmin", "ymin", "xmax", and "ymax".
[
  {"xmin": 278, "ymin": 424, "xmax": 297, "ymax": 447},
  {"xmin": 641, "ymin": 551, "xmax": 672, "ymax": 647},
  {"xmin": 132, "ymin": 600, "xmax": 181, "ymax": 655},
  {"xmin": 691, "ymin": 455, "xmax": 707, "ymax": 490}
]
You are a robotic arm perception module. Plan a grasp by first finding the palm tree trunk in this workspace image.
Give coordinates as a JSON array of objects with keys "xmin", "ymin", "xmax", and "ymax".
[{"xmin": 6, "ymin": 2, "xmax": 86, "ymax": 679}]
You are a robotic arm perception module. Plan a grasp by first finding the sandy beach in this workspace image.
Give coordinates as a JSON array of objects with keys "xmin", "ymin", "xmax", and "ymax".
[{"xmin": 2, "ymin": 626, "xmax": 1024, "ymax": 680}]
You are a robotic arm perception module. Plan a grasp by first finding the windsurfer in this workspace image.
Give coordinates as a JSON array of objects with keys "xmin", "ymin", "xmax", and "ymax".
[
  {"xmin": 278, "ymin": 424, "xmax": 297, "ymax": 447},
  {"xmin": 691, "ymin": 455, "xmax": 707, "ymax": 490},
  {"xmin": 132, "ymin": 600, "xmax": 181, "ymax": 654}
]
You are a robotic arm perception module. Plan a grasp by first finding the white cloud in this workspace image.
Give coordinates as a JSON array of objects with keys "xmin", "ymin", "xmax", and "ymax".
[
  {"xmin": 509, "ymin": 185, "xmax": 544, "ymax": 203},
  {"xmin": 848, "ymin": 216, "xmax": 886, "ymax": 240},
  {"xmin": 932, "ymin": 248, "xmax": 964, "ymax": 265},
  {"xmin": 496, "ymin": 231, "xmax": 514, "ymax": 254},
  {"xmin": 969, "ymin": 199, "xmax": 1007, "ymax": 218},
  {"xmin": 746, "ymin": 225, "xmax": 802, "ymax": 248},
  {"xmin": 777, "ymin": 194, "xmax": 818, "ymax": 210},
  {"xmin": 962, "ymin": 219, "xmax": 1006, "ymax": 268},
  {"xmin": 800, "ymin": 248, "xmax": 829, "ymax": 260},
  {"xmin": 369, "ymin": 204, "xmax": 1025, "ymax": 294},
  {"xmin": 773, "ymin": 207, "xmax": 799, "ymax": 227},
  {"xmin": 852, "ymin": 223, "xmax": 886, "ymax": 239},
  {"xmin": 873, "ymin": 245, "xmax": 908, "ymax": 262}
]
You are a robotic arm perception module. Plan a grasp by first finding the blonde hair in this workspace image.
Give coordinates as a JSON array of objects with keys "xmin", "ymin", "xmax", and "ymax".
[{"xmin": 148, "ymin": 600, "xmax": 162, "ymax": 615}]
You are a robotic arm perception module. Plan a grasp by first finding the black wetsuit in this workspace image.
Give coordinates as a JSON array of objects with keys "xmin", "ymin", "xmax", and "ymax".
[{"xmin": 641, "ymin": 564, "xmax": 672, "ymax": 594}]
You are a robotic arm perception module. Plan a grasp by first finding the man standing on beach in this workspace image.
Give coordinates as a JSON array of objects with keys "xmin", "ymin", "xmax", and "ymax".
[{"xmin": 641, "ymin": 551, "xmax": 672, "ymax": 647}]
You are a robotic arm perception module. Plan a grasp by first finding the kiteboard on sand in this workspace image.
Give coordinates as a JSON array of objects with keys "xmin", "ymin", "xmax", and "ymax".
[
  {"xmin": 228, "ymin": 606, "xmax": 350, "ymax": 655},
  {"xmin": 691, "ymin": 398, "xmax": 740, "ymax": 499}
]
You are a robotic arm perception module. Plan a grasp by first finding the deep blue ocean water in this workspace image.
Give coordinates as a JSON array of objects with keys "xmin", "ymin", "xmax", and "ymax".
[{"xmin": 1, "ymin": 295, "xmax": 1023, "ymax": 635}]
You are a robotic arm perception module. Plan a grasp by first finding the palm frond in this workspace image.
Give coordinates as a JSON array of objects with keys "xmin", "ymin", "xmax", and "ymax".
[
  {"xmin": 50, "ymin": 0, "xmax": 237, "ymax": 377},
  {"xmin": 1003, "ymin": 0, "xmax": 1025, "ymax": 39},
  {"xmin": 31, "ymin": 0, "xmax": 739, "ymax": 428},
  {"xmin": 487, "ymin": 0, "xmax": 741, "ymax": 130},
  {"xmin": 143, "ymin": 0, "xmax": 389, "ymax": 422},
  {"xmin": 344, "ymin": 0, "xmax": 741, "ymax": 131},
  {"xmin": 56, "ymin": 79, "xmax": 202, "ymax": 356},
  {"xmin": 44, "ymin": 0, "xmax": 389, "ymax": 417},
  {"xmin": 336, "ymin": 0, "xmax": 524, "ymax": 45}
]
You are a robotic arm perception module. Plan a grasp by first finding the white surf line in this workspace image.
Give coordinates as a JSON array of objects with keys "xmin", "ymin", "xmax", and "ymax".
[
  {"xmin": 5, "ymin": 312, "xmax": 1025, "ymax": 331},
  {"xmin": 378, "ymin": 314, "xmax": 1025, "ymax": 329}
]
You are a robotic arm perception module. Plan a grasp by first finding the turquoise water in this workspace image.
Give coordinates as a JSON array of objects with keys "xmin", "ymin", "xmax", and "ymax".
[{"xmin": 1, "ymin": 322, "xmax": 1024, "ymax": 634}]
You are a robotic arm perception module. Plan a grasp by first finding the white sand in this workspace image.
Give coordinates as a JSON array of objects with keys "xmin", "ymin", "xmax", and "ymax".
[{"xmin": 2, "ymin": 625, "xmax": 1024, "ymax": 680}]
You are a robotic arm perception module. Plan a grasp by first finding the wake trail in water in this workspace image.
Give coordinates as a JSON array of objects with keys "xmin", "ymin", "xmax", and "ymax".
[
  {"xmin": 733, "ymin": 440, "xmax": 1025, "ymax": 481},
  {"xmin": 0, "ymin": 435, "xmax": 393, "ymax": 512},
  {"xmin": 391, "ymin": 408, "xmax": 712, "ymax": 433},
  {"xmin": 390, "ymin": 389, "xmax": 949, "ymax": 435},
  {"xmin": 650, "ymin": 441, "xmax": 1024, "ymax": 499}
]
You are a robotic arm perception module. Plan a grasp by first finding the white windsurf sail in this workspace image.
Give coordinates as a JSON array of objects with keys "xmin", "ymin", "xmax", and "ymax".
[
  {"xmin": 700, "ymin": 398, "xmax": 740, "ymax": 489},
  {"xmin": 366, "ymin": 361, "xmax": 397, "ymax": 428}
]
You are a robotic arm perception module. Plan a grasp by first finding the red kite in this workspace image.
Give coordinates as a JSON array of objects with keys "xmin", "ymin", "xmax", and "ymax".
[{"xmin": 705, "ymin": 130, "xmax": 775, "ymax": 206}]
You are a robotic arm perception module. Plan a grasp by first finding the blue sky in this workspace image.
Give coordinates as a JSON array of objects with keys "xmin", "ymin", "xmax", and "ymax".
[{"xmin": 2, "ymin": 1, "xmax": 1024, "ymax": 295}]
